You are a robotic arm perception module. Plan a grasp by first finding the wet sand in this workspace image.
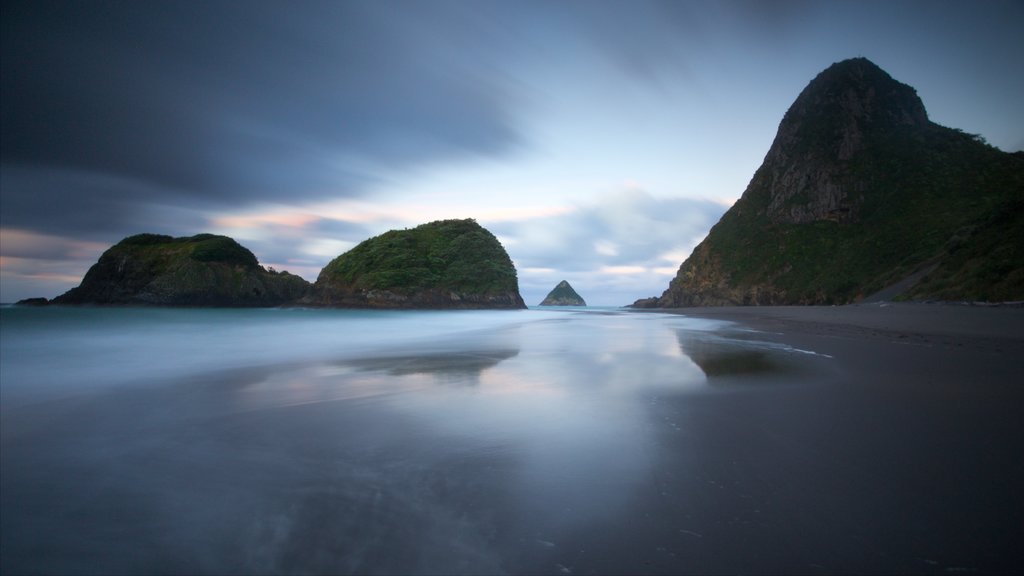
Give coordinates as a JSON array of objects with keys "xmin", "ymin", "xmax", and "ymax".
[
  {"xmin": 661, "ymin": 301, "xmax": 1024, "ymax": 346},
  {"xmin": 2, "ymin": 305, "xmax": 1023, "ymax": 574},
  {"xmin": 644, "ymin": 302, "xmax": 1024, "ymax": 574}
]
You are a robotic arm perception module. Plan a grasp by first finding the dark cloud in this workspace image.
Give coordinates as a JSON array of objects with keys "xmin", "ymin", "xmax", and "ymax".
[
  {"xmin": 2, "ymin": 0, "xmax": 731, "ymax": 244},
  {"xmin": 1, "ymin": 0, "xmax": 527, "ymax": 235},
  {"xmin": 0, "ymin": 166, "xmax": 210, "ymax": 239}
]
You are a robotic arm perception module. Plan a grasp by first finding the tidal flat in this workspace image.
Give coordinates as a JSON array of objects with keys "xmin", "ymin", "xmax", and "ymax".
[{"xmin": 1, "ymin": 305, "xmax": 1022, "ymax": 574}]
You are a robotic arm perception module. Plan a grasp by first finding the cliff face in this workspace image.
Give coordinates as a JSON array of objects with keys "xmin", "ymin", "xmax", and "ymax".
[
  {"xmin": 303, "ymin": 219, "xmax": 526, "ymax": 309},
  {"xmin": 656, "ymin": 57, "xmax": 1024, "ymax": 306},
  {"xmin": 761, "ymin": 57, "xmax": 928, "ymax": 226},
  {"xmin": 539, "ymin": 280, "xmax": 586, "ymax": 306},
  {"xmin": 52, "ymin": 234, "xmax": 310, "ymax": 306}
]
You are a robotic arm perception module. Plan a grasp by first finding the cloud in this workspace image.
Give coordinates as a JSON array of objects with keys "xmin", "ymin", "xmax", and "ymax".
[
  {"xmin": 489, "ymin": 188, "xmax": 727, "ymax": 305},
  {"xmin": 201, "ymin": 208, "xmax": 376, "ymax": 280},
  {"xmin": 0, "ymin": 231, "xmax": 107, "ymax": 301},
  {"xmin": 0, "ymin": 166, "xmax": 212, "ymax": 240},
  {"xmin": 0, "ymin": 1, "xmax": 753, "ymax": 212},
  {"xmin": 1, "ymin": 0, "xmax": 747, "ymax": 250},
  {"xmin": 492, "ymin": 189, "xmax": 724, "ymax": 270},
  {"xmin": 0, "ymin": 229, "xmax": 108, "ymax": 262},
  {"xmin": 1, "ymin": 1, "xmax": 526, "ymax": 234}
]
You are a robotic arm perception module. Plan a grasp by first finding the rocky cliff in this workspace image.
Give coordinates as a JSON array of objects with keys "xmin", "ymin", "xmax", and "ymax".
[
  {"xmin": 652, "ymin": 57, "xmax": 1024, "ymax": 306},
  {"xmin": 302, "ymin": 219, "xmax": 526, "ymax": 309},
  {"xmin": 539, "ymin": 280, "xmax": 586, "ymax": 306},
  {"xmin": 50, "ymin": 233, "xmax": 310, "ymax": 306}
]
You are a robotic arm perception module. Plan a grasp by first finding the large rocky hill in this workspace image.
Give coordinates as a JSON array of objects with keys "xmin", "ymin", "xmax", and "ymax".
[{"xmin": 652, "ymin": 57, "xmax": 1023, "ymax": 307}]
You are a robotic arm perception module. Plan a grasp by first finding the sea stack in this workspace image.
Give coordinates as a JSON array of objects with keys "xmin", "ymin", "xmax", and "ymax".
[
  {"xmin": 302, "ymin": 219, "xmax": 527, "ymax": 309},
  {"xmin": 539, "ymin": 280, "xmax": 586, "ymax": 306},
  {"xmin": 649, "ymin": 57, "xmax": 1023, "ymax": 306},
  {"xmin": 50, "ymin": 233, "xmax": 310, "ymax": 306}
]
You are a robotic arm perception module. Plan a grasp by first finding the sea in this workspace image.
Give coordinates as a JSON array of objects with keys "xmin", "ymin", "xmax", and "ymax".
[
  {"xmin": 5, "ymin": 304, "xmax": 978, "ymax": 574},
  {"xmin": 0, "ymin": 305, "xmax": 801, "ymax": 574}
]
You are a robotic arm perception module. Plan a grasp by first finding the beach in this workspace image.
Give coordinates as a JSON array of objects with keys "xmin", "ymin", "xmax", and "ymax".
[
  {"xmin": 1, "ymin": 304, "xmax": 1022, "ymax": 574},
  {"xmin": 655, "ymin": 303, "xmax": 1024, "ymax": 573}
]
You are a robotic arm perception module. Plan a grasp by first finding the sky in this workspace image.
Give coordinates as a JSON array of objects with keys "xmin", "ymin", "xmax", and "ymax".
[{"xmin": 2, "ymin": 0, "xmax": 1022, "ymax": 306}]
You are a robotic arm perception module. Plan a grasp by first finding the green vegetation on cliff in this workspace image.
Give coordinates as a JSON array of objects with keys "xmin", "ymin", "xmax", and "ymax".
[
  {"xmin": 694, "ymin": 129, "xmax": 1023, "ymax": 303},
  {"xmin": 308, "ymin": 219, "xmax": 525, "ymax": 308},
  {"xmin": 656, "ymin": 58, "xmax": 1024, "ymax": 306},
  {"xmin": 112, "ymin": 233, "xmax": 261, "ymax": 267},
  {"xmin": 53, "ymin": 233, "xmax": 309, "ymax": 306}
]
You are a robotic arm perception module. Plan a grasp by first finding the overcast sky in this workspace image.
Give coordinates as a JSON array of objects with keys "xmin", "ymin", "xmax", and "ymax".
[{"xmin": 2, "ymin": 0, "xmax": 1022, "ymax": 305}]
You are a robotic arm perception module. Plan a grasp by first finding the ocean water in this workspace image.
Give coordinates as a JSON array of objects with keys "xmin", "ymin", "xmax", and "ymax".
[
  {"xmin": 0, "ymin": 306, "xmax": 742, "ymax": 409},
  {"xmin": 1, "ymin": 306, "xmax": 831, "ymax": 574}
]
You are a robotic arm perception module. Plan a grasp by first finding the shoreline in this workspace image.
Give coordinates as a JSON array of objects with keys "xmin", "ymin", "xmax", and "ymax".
[{"xmin": 636, "ymin": 301, "xmax": 1024, "ymax": 351}]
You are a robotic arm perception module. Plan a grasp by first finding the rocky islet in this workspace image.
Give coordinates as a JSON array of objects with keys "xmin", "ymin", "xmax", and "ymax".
[{"xmin": 539, "ymin": 280, "xmax": 586, "ymax": 306}]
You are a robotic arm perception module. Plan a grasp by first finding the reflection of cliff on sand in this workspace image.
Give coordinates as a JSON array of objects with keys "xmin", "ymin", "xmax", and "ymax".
[
  {"xmin": 676, "ymin": 332, "xmax": 789, "ymax": 378},
  {"xmin": 340, "ymin": 349, "xmax": 520, "ymax": 380}
]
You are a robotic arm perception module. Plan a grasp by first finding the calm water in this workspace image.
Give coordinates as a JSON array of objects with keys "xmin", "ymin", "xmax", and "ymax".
[
  {"xmin": 0, "ymin": 306, "xmax": 783, "ymax": 574},
  {"xmin": 4, "ymin": 306, "xmax": 1013, "ymax": 574}
]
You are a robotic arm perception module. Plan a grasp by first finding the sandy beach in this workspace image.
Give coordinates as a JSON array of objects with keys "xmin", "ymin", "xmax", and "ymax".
[
  {"xmin": 2, "ymin": 304, "xmax": 1022, "ymax": 574},
  {"xmin": 661, "ymin": 301, "xmax": 1024, "ymax": 344},
  {"xmin": 643, "ymin": 302, "xmax": 1024, "ymax": 573}
]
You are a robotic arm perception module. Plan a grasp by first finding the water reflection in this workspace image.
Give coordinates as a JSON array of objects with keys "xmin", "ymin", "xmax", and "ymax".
[
  {"xmin": 671, "ymin": 320, "xmax": 838, "ymax": 380},
  {"xmin": 677, "ymin": 332, "xmax": 788, "ymax": 378},
  {"xmin": 342, "ymin": 349, "xmax": 520, "ymax": 380},
  {"xmin": 1, "ymin": 309, "xmax": 734, "ymax": 574}
]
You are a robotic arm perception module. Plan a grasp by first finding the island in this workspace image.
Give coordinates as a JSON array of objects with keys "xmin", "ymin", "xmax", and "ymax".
[
  {"xmin": 539, "ymin": 280, "xmax": 586, "ymax": 306},
  {"xmin": 300, "ymin": 219, "xmax": 527, "ymax": 309},
  {"xmin": 45, "ymin": 233, "xmax": 309, "ymax": 306}
]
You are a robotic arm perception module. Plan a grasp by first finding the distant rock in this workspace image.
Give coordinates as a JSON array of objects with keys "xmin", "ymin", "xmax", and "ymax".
[
  {"xmin": 15, "ymin": 297, "xmax": 50, "ymax": 306},
  {"xmin": 539, "ymin": 280, "xmax": 586, "ymax": 306},
  {"xmin": 655, "ymin": 57, "xmax": 1024, "ymax": 306},
  {"xmin": 628, "ymin": 297, "xmax": 660, "ymax": 309},
  {"xmin": 52, "ymin": 233, "xmax": 310, "ymax": 306},
  {"xmin": 302, "ymin": 219, "xmax": 526, "ymax": 309}
]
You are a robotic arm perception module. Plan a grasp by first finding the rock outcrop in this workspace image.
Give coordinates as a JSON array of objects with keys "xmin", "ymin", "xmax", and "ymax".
[
  {"xmin": 302, "ymin": 219, "xmax": 526, "ymax": 309},
  {"xmin": 652, "ymin": 57, "xmax": 1024, "ymax": 306},
  {"xmin": 539, "ymin": 280, "xmax": 586, "ymax": 306},
  {"xmin": 14, "ymin": 297, "xmax": 51, "ymax": 306},
  {"xmin": 51, "ymin": 233, "xmax": 310, "ymax": 306}
]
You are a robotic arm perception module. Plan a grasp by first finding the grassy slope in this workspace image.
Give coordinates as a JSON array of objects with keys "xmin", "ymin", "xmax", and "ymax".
[
  {"xmin": 318, "ymin": 219, "xmax": 519, "ymax": 295},
  {"xmin": 701, "ymin": 127, "xmax": 1024, "ymax": 304}
]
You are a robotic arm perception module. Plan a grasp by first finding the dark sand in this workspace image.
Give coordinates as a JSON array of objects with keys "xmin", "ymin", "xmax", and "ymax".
[{"xmin": 640, "ymin": 302, "xmax": 1024, "ymax": 574}]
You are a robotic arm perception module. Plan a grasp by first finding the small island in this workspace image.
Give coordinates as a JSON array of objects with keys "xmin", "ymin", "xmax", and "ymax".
[
  {"xmin": 300, "ymin": 219, "xmax": 526, "ymax": 309},
  {"xmin": 539, "ymin": 280, "xmax": 586, "ymax": 306},
  {"xmin": 43, "ymin": 233, "xmax": 309, "ymax": 307}
]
